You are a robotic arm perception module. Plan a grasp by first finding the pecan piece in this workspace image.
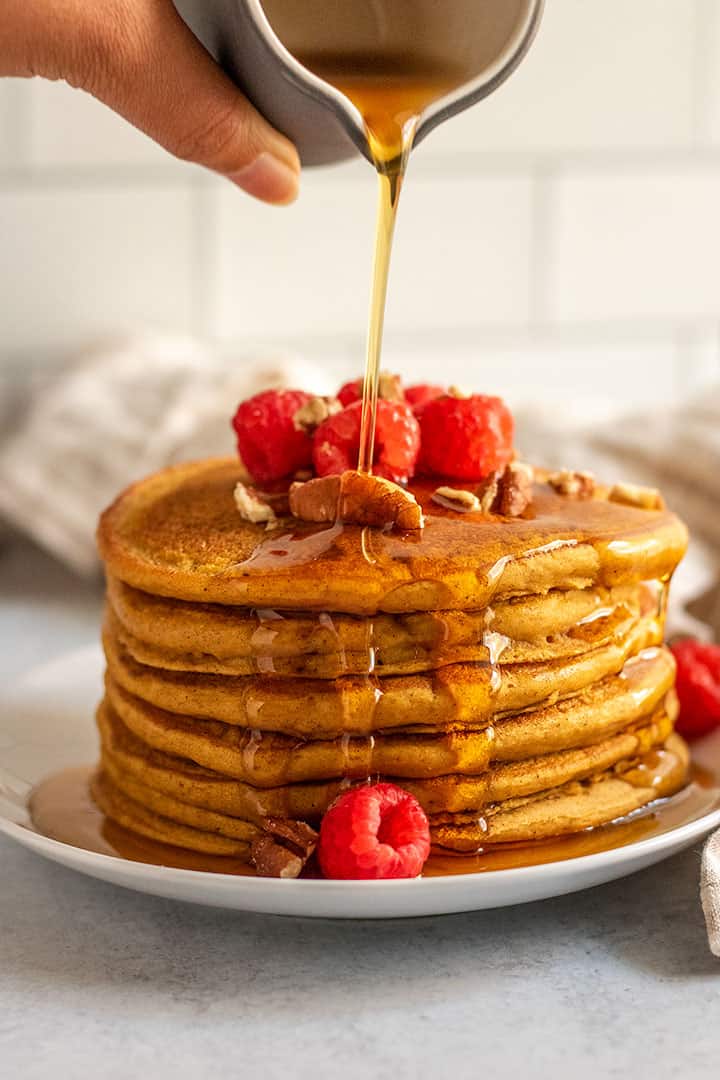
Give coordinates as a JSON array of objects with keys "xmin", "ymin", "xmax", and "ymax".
[
  {"xmin": 609, "ymin": 482, "xmax": 665, "ymax": 510},
  {"xmin": 233, "ymin": 482, "xmax": 277, "ymax": 525},
  {"xmin": 293, "ymin": 395, "xmax": 342, "ymax": 434},
  {"xmin": 377, "ymin": 371, "xmax": 405, "ymax": 402},
  {"xmin": 477, "ymin": 471, "xmax": 501, "ymax": 513},
  {"xmin": 494, "ymin": 461, "xmax": 534, "ymax": 516},
  {"xmin": 289, "ymin": 470, "xmax": 423, "ymax": 530},
  {"xmin": 476, "ymin": 462, "xmax": 534, "ymax": 517},
  {"xmin": 251, "ymin": 817, "xmax": 318, "ymax": 879},
  {"xmin": 342, "ymin": 372, "xmax": 404, "ymax": 403},
  {"xmin": 548, "ymin": 469, "xmax": 596, "ymax": 498},
  {"xmin": 431, "ymin": 486, "xmax": 481, "ymax": 513}
]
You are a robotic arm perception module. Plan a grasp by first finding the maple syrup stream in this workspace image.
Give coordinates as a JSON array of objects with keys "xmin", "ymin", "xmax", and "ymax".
[{"xmin": 297, "ymin": 55, "xmax": 464, "ymax": 472}]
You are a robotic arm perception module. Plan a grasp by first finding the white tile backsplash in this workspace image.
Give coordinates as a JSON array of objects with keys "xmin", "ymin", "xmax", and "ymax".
[
  {"xmin": 25, "ymin": 79, "xmax": 173, "ymax": 169},
  {"xmin": 369, "ymin": 335, "xmax": 680, "ymax": 414},
  {"xmin": 0, "ymin": 79, "xmax": 27, "ymax": 167},
  {"xmin": 0, "ymin": 0, "xmax": 718, "ymax": 401},
  {"xmin": 424, "ymin": 0, "xmax": 698, "ymax": 157},
  {"xmin": 546, "ymin": 168, "xmax": 720, "ymax": 323},
  {"xmin": 0, "ymin": 186, "xmax": 196, "ymax": 351},
  {"xmin": 211, "ymin": 167, "xmax": 533, "ymax": 340},
  {"xmin": 701, "ymin": 0, "xmax": 720, "ymax": 143}
]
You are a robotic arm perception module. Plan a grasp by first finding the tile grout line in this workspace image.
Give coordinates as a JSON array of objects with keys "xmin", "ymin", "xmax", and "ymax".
[
  {"xmin": 691, "ymin": 0, "xmax": 715, "ymax": 145},
  {"xmin": 8, "ymin": 147, "xmax": 720, "ymax": 191}
]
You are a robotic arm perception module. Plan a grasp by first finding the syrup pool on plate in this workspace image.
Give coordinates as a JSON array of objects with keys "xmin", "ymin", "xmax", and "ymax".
[{"xmin": 28, "ymin": 760, "xmax": 720, "ymax": 879}]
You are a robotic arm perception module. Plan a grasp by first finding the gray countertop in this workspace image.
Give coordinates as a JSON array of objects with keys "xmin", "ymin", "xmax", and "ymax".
[{"xmin": 1, "ymin": 541, "xmax": 718, "ymax": 1080}]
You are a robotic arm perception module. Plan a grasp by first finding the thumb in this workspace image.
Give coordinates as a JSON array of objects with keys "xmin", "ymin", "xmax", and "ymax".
[{"xmin": 78, "ymin": 0, "xmax": 301, "ymax": 204}]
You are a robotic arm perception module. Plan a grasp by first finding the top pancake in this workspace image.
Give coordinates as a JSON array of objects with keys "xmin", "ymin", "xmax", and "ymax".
[{"xmin": 97, "ymin": 459, "xmax": 688, "ymax": 615}]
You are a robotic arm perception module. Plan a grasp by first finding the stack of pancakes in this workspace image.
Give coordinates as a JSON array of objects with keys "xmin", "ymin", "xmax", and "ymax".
[{"xmin": 94, "ymin": 459, "xmax": 690, "ymax": 861}]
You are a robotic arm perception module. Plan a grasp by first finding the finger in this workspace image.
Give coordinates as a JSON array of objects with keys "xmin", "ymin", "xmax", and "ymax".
[{"xmin": 72, "ymin": 0, "xmax": 301, "ymax": 203}]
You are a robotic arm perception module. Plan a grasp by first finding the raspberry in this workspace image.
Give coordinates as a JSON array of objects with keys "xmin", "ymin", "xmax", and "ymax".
[
  {"xmin": 671, "ymin": 639, "xmax": 720, "ymax": 740},
  {"xmin": 318, "ymin": 782, "xmax": 431, "ymax": 879},
  {"xmin": 337, "ymin": 379, "xmax": 362, "ymax": 407},
  {"xmin": 405, "ymin": 384, "xmax": 445, "ymax": 415},
  {"xmin": 232, "ymin": 389, "xmax": 313, "ymax": 484},
  {"xmin": 418, "ymin": 394, "xmax": 514, "ymax": 481},
  {"xmin": 313, "ymin": 400, "xmax": 420, "ymax": 484}
]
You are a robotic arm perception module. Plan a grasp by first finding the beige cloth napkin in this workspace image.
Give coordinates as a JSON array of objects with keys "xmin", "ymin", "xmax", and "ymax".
[
  {"xmin": 702, "ymin": 832, "xmax": 720, "ymax": 957},
  {"xmin": 0, "ymin": 335, "xmax": 327, "ymax": 575},
  {"xmin": 0, "ymin": 337, "xmax": 719, "ymax": 951}
]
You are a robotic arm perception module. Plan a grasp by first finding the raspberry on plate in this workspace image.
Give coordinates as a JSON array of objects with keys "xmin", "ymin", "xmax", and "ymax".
[
  {"xmin": 232, "ymin": 389, "xmax": 313, "ymax": 484},
  {"xmin": 418, "ymin": 393, "xmax": 514, "ymax": 482},
  {"xmin": 313, "ymin": 400, "xmax": 420, "ymax": 484},
  {"xmin": 405, "ymin": 384, "xmax": 445, "ymax": 415},
  {"xmin": 671, "ymin": 639, "xmax": 720, "ymax": 740},
  {"xmin": 317, "ymin": 782, "xmax": 431, "ymax": 880}
]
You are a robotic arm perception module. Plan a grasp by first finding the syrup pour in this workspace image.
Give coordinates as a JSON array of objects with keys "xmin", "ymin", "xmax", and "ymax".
[{"xmin": 297, "ymin": 54, "xmax": 464, "ymax": 472}]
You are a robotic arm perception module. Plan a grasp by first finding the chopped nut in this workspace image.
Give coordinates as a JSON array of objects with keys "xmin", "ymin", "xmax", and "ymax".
[
  {"xmin": 476, "ymin": 462, "xmax": 534, "ymax": 517},
  {"xmin": 448, "ymin": 385, "xmax": 468, "ymax": 399},
  {"xmin": 233, "ymin": 482, "xmax": 277, "ymax": 525},
  {"xmin": 377, "ymin": 371, "xmax": 405, "ymax": 402},
  {"xmin": 251, "ymin": 837, "xmax": 304, "ymax": 878},
  {"xmin": 609, "ymin": 482, "xmax": 665, "ymax": 511},
  {"xmin": 494, "ymin": 461, "xmax": 534, "ymax": 516},
  {"xmin": 289, "ymin": 470, "xmax": 423, "ymax": 530},
  {"xmin": 477, "ymin": 472, "xmax": 501, "ymax": 514},
  {"xmin": 432, "ymin": 486, "xmax": 481, "ymax": 513},
  {"xmin": 292, "ymin": 395, "xmax": 341, "ymax": 434},
  {"xmin": 548, "ymin": 469, "xmax": 596, "ymax": 498},
  {"xmin": 251, "ymin": 816, "xmax": 318, "ymax": 879},
  {"xmin": 265, "ymin": 816, "xmax": 318, "ymax": 856}
]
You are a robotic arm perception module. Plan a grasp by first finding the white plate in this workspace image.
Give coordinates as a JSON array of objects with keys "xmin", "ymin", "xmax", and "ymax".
[{"xmin": 1, "ymin": 645, "xmax": 719, "ymax": 919}]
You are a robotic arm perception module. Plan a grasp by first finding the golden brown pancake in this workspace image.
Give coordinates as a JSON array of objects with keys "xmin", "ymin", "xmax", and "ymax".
[
  {"xmin": 91, "ymin": 769, "xmax": 253, "ymax": 858},
  {"xmin": 107, "ymin": 575, "xmax": 651, "ymax": 675},
  {"xmin": 97, "ymin": 459, "xmax": 688, "ymax": 615},
  {"xmin": 92, "ymin": 729, "xmax": 688, "ymax": 856},
  {"xmin": 97, "ymin": 696, "xmax": 676, "ymax": 817},
  {"xmin": 102, "ymin": 615, "xmax": 663, "ymax": 737},
  {"xmin": 101, "ymin": 648, "xmax": 676, "ymax": 785},
  {"xmin": 105, "ymin": 591, "xmax": 653, "ymax": 678}
]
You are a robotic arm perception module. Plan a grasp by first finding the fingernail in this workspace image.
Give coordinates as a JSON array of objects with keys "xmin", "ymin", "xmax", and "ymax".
[{"xmin": 231, "ymin": 152, "xmax": 300, "ymax": 204}]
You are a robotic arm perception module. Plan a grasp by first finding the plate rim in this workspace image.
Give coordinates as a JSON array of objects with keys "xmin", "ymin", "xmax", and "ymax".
[{"xmin": 2, "ymin": 796, "xmax": 719, "ymax": 894}]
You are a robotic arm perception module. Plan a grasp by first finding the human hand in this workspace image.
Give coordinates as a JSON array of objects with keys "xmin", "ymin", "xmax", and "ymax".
[{"xmin": 3, "ymin": 0, "xmax": 301, "ymax": 204}]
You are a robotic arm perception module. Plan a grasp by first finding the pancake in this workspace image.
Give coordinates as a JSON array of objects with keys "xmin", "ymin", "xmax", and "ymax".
[
  {"xmin": 105, "ymin": 589, "xmax": 652, "ymax": 679},
  {"xmin": 97, "ymin": 459, "xmax": 688, "ymax": 615},
  {"xmin": 102, "ymin": 614, "xmax": 663, "ymax": 737},
  {"xmin": 429, "ymin": 732, "xmax": 690, "ymax": 849},
  {"xmin": 91, "ymin": 769, "xmax": 253, "ymax": 858},
  {"xmin": 97, "ymin": 695, "xmax": 676, "ymax": 817},
  {"xmin": 92, "ymin": 730, "xmax": 689, "ymax": 856},
  {"xmin": 101, "ymin": 647, "xmax": 677, "ymax": 785},
  {"xmin": 107, "ymin": 575, "xmax": 650, "ymax": 675}
]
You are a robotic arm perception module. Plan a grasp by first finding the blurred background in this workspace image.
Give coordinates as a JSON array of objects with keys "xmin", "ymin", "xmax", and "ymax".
[{"xmin": 2, "ymin": 0, "xmax": 720, "ymax": 415}]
